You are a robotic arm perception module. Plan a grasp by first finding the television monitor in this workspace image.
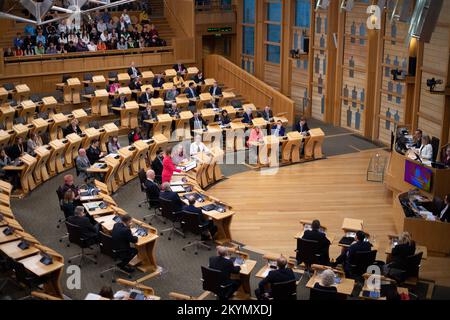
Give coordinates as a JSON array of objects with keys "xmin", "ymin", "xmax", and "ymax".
[{"xmin": 404, "ymin": 160, "xmax": 432, "ymax": 192}]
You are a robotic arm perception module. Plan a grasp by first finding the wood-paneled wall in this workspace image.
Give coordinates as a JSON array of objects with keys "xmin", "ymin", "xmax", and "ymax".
[{"xmin": 204, "ymin": 54, "xmax": 295, "ymax": 123}]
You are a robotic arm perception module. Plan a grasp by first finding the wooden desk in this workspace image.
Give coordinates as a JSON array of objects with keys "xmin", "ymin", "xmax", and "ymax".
[
  {"xmin": 220, "ymin": 91, "xmax": 236, "ymax": 107},
  {"xmin": 225, "ymin": 121, "xmax": 246, "ymax": 152},
  {"xmin": 133, "ymin": 140, "xmax": 151, "ymax": 174},
  {"xmin": 83, "ymin": 201, "xmax": 114, "ymax": 217},
  {"xmin": 130, "ymin": 227, "xmax": 159, "ymax": 273},
  {"xmin": 221, "ymin": 106, "xmax": 238, "ymax": 119},
  {"xmin": 141, "ymin": 71, "xmax": 155, "ymax": 84},
  {"xmin": 341, "ymin": 218, "xmax": 364, "ymax": 232},
  {"xmin": 187, "ymin": 67, "xmax": 199, "ymax": 79},
  {"xmin": 154, "ymin": 114, "xmax": 173, "ymax": 140},
  {"xmin": 72, "ymin": 108, "xmax": 88, "ymax": 131},
  {"xmin": 233, "ymin": 259, "xmax": 257, "ymax": 299},
  {"xmin": 19, "ymin": 100, "xmax": 36, "ymax": 124},
  {"xmin": 306, "ymin": 273, "xmax": 355, "ymax": 296},
  {"xmin": 100, "ymin": 123, "xmax": 119, "ymax": 153},
  {"xmin": 282, "ymin": 131, "xmax": 303, "ymax": 164},
  {"xmin": 203, "ymin": 210, "xmax": 234, "ymax": 245},
  {"xmin": 14, "ymin": 84, "xmax": 31, "ymax": 104},
  {"xmin": 0, "ymin": 226, "xmax": 21, "ymax": 244},
  {"xmin": 196, "ymin": 125, "xmax": 223, "ymax": 150},
  {"xmin": 176, "ymin": 95, "xmax": 190, "ymax": 110},
  {"xmin": 48, "ymin": 140, "xmax": 65, "ymax": 176},
  {"xmin": 251, "ymin": 117, "xmax": 268, "ymax": 128},
  {"xmin": 304, "ymin": 128, "xmax": 325, "ymax": 160},
  {"xmin": 31, "ymin": 118, "xmax": 50, "ymax": 137},
  {"xmin": 40, "ymin": 96, "xmax": 57, "ymax": 115},
  {"xmin": 49, "ymin": 113, "xmax": 68, "ymax": 140},
  {"xmin": 150, "ymin": 98, "xmax": 165, "ymax": 115},
  {"xmin": 117, "ymin": 87, "xmax": 132, "ymax": 101},
  {"xmin": 19, "ymin": 253, "xmax": 64, "ymax": 298},
  {"xmin": 117, "ymin": 147, "xmax": 136, "ymax": 184},
  {"xmin": 119, "ymin": 101, "xmax": 139, "ymax": 129},
  {"xmin": 200, "ymin": 108, "xmax": 216, "ymax": 124},
  {"xmin": 175, "ymin": 111, "xmax": 193, "ymax": 140},
  {"xmin": 13, "ymin": 123, "xmax": 31, "ymax": 140},
  {"xmin": 164, "ymin": 69, "xmax": 177, "ymax": 80},
  {"xmin": 33, "ymin": 146, "xmax": 51, "ymax": 184},
  {"xmin": 198, "ymin": 93, "xmax": 212, "ymax": 109},
  {"xmin": 149, "ymin": 134, "xmax": 168, "ymax": 160},
  {"xmin": 6, "ymin": 154, "xmax": 38, "ymax": 195},
  {"xmin": 65, "ymin": 133, "xmax": 83, "ymax": 168},
  {"xmin": 0, "ymin": 239, "xmax": 40, "ymax": 260},
  {"xmin": 91, "ymin": 75, "xmax": 107, "ymax": 89},
  {"xmin": 117, "ymin": 73, "xmax": 131, "ymax": 87},
  {"xmin": 82, "ymin": 127, "xmax": 101, "ymax": 149},
  {"xmin": 0, "ymin": 104, "xmax": 16, "ymax": 130},
  {"xmin": 0, "ymin": 87, "xmax": 8, "ymax": 105},
  {"xmin": 257, "ymin": 135, "xmax": 280, "ymax": 168},
  {"xmin": 91, "ymin": 89, "xmax": 109, "ymax": 116},
  {"xmin": 60, "ymin": 78, "xmax": 81, "ymax": 104}
]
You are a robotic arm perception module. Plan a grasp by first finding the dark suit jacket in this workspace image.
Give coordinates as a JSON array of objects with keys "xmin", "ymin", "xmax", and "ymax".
[
  {"xmin": 347, "ymin": 241, "xmax": 373, "ymax": 262},
  {"xmin": 209, "ymin": 86, "xmax": 222, "ymax": 96},
  {"xmin": 215, "ymin": 115, "xmax": 231, "ymax": 125},
  {"xmin": 205, "ymin": 102, "xmax": 219, "ymax": 109},
  {"xmin": 160, "ymin": 190, "xmax": 184, "ymax": 212},
  {"xmin": 439, "ymin": 204, "xmax": 450, "ymax": 223},
  {"xmin": 111, "ymin": 222, "xmax": 138, "ymax": 252},
  {"xmin": 112, "ymin": 97, "xmax": 128, "ymax": 108},
  {"xmin": 86, "ymin": 146, "xmax": 101, "ymax": 164},
  {"xmin": 271, "ymin": 125, "xmax": 286, "ymax": 137},
  {"xmin": 127, "ymin": 66, "xmax": 141, "ymax": 77},
  {"xmin": 390, "ymin": 242, "xmax": 416, "ymax": 269},
  {"xmin": 139, "ymin": 92, "xmax": 154, "ymax": 104},
  {"xmin": 260, "ymin": 110, "xmax": 273, "ymax": 121},
  {"xmin": 67, "ymin": 215, "xmax": 97, "ymax": 239},
  {"xmin": 258, "ymin": 268, "xmax": 295, "ymax": 292},
  {"xmin": 242, "ymin": 113, "xmax": 253, "ymax": 124},
  {"xmin": 129, "ymin": 81, "xmax": 141, "ymax": 91},
  {"xmin": 173, "ymin": 64, "xmax": 186, "ymax": 73},
  {"xmin": 313, "ymin": 283, "xmax": 338, "ymax": 292},
  {"xmin": 152, "ymin": 77, "xmax": 165, "ymax": 88},
  {"xmin": 193, "ymin": 75, "xmax": 205, "ymax": 84},
  {"xmin": 190, "ymin": 116, "xmax": 208, "ymax": 131},
  {"xmin": 64, "ymin": 125, "xmax": 82, "ymax": 137},
  {"xmin": 140, "ymin": 109, "xmax": 157, "ymax": 126},
  {"xmin": 144, "ymin": 179, "xmax": 160, "ymax": 200},
  {"xmin": 302, "ymin": 230, "xmax": 331, "ymax": 256},
  {"xmin": 183, "ymin": 204, "xmax": 208, "ymax": 225},
  {"xmin": 7, "ymin": 143, "xmax": 25, "ymax": 161},
  {"xmin": 295, "ymin": 122, "xmax": 310, "ymax": 133},
  {"xmin": 151, "ymin": 156, "xmax": 164, "ymax": 179},
  {"xmin": 184, "ymin": 87, "xmax": 198, "ymax": 99},
  {"xmin": 209, "ymin": 256, "xmax": 240, "ymax": 284}
]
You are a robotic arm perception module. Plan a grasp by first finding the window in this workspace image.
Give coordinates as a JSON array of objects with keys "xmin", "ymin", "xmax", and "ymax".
[
  {"xmin": 267, "ymin": 24, "xmax": 281, "ymax": 43},
  {"xmin": 295, "ymin": 0, "xmax": 311, "ymax": 28},
  {"xmin": 243, "ymin": 26, "xmax": 255, "ymax": 56},
  {"xmin": 267, "ymin": 45, "xmax": 280, "ymax": 64},
  {"xmin": 267, "ymin": 2, "xmax": 282, "ymax": 22},
  {"xmin": 243, "ymin": 0, "xmax": 255, "ymax": 24}
]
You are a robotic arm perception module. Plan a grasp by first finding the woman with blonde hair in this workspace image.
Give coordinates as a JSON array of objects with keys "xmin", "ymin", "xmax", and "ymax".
[{"xmin": 384, "ymin": 231, "xmax": 416, "ymax": 278}]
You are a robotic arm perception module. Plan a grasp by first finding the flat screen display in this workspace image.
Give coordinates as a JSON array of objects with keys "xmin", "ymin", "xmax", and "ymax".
[{"xmin": 404, "ymin": 160, "xmax": 432, "ymax": 192}]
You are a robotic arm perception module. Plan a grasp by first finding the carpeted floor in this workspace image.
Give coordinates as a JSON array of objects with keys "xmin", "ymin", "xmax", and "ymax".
[{"xmin": 2, "ymin": 119, "xmax": 448, "ymax": 300}]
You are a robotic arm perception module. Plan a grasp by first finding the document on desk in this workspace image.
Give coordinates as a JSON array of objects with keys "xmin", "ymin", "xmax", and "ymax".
[
  {"xmin": 171, "ymin": 185, "xmax": 185, "ymax": 193},
  {"xmin": 85, "ymin": 202, "xmax": 99, "ymax": 210}
]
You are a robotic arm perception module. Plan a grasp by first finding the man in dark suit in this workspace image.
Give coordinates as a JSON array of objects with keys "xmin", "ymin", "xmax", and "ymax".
[
  {"xmin": 112, "ymin": 93, "xmax": 128, "ymax": 108},
  {"xmin": 260, "ymin": 106, "xmax": 273, "ymax": 122},
  {"xmin": 139, "ymin": 87, "xmax": 154, "ymax": 104},
  {"xmin": 128, "ymin": 76, "xmax": 142, "ymax": 91},
  {"xmin": 209, "ymin": 81, "xmax": 222, "ymax": 97},
  {"xmin": 205, "ymin": 97, "xmax": 219, "ymax": 109},
  {"xmin": 412, "ymin": 129, "xmax": 423, "ymax": 149},
  {"xmin": 151, "ymin": 149, "xmax": 164, "ymax": 184},
  {"xmin": 183, "ymin": 196, "xmax": 217, "ymax": 239},
  {"xmin": 255, "ymin": 256, "xmax": 296, "ymax": 300},
  {"xmin": 193, "ymin": 72, "xmax": 205, "ymax": 84},
  {"xmin": 173, "ymin": 63, "xmax": 186, "ymax": 75},
  {"xmin": 184, "ymin": 82, "xmax": 198, "ymax": 99},
  {"xmin": 334, "ymin": 231, "xmax": 372, "ymax": 274},
  {"xmin": 67, "ymin": 206, "xmax": 99, "ymax": 243},
  {"xmin": 242, "ymin": 108, "xmax": 253, "ymax": 124},
  {"xmin": 127, "ymin": 61, "xmax": 141, "ymax": 79},
  {"xmin": 271, "ymin": 120, "xmax": 286, "ymax": 137},
  {"xmin": 7, "ymin": 137, "xmax": 26, "ymax": 161},
  {"xmin": 144, "ymin": 169, "xmax": 160, "ymax": 201},
  {"xmin": 160, "ymin": 182, "xmax": 184, "ymax": 212},
  {"xmin": 112, "ymin": 214, "xmax": 138, "ymax": 273},
  {"xmin": 140, "ymin": 104, "xmax": 157, "ymax": 138},
  {"xmin": 208, "ymin": 246, "xmax": 241, "ymax": 300},
  {"xmin": 294, "ymin": 116, "xmax": 310, "ymax": 135},
  {"xmin": 190, "ymin": 112, "xmax": 208, "ymax": 132},
  {"xmin": 152, "ymin": 74, "xmax": 165, "ymax": 89},
  {"xmin": 302, "ymin": 220, "xmax": 331, "ymax": 265},
  {"xmin": 86, "ymin": 139, "xmax": 104, "ymax": 164},
  {"xmin": 438, "ymin": 194, "xmax": 450, "ymax": 223}
]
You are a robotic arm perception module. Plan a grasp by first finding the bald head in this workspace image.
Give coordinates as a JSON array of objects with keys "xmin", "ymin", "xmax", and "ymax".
[
  {"xmin": 161, "ymin": 182, "xmax": 171, "ymax": 192},
  {"xmin": 146, "ymin": 169, "xmax": 155, "ymax": 180},
  {"xmin": 79, "ymin": 148, "xmax": 86, "ymax": 157},
  {"xmin": 217, "ymin": 246, "xmax": 228, "ymax": 257},
  {"xmin": 64, "ymin": 174, "xmax": 74, "ymax": 185}
]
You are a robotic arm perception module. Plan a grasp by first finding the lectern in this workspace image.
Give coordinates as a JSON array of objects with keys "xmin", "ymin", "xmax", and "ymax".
[
  {"xmin": 48, "ymin": 139, "xmax": 67, "ymax": 175},
  {"xmin": 0, "ymin": 130, "xmax": 13, "ymax": 150},
  {"xmin": 91, "ymin": 75, "xmax": 106, "ymax": 90},
  {"xmin": 150, "ymin": 98, "xmax": 165, "ymax": 115},
  {"xmin": 175, "ymin": 95, "xmax": 190, "ymax": 110},
  {"xmin": 132, "ymin": 140, "xmax": 150, "ymax": 175},
  {"xmin": 100, "ymin": 123, "xmax": 119, "ymax": 153},
  {"xmin": 202, "ymin": 78, "xmax": 216, "ymax": 93},
  {"xmin": 117, "ymin": 87, "xmax": 132, "ymax": 101},
  {"xmin": 40, "ymin": 96, "xmax": 57, "ymax": 115},
  {"xmin": 175, "ymin": 111, "xmax": 193, "ymax": 141},
  {"xmin": 13, "ymin": 123, "xmax": 30, "ymax": 140},
  {"xmin": 19, "ymin": 100, "xmax": 36, "ymax": 123},
  {"xmin": 49, "ymin": 113, "xmax": 68, "ymax": 140},
  {"xmin": 0, "ymin": 88, "xmax": 8, "ymax": 105},
  {"xmin": 304, "ymin": 128, "xmax": 325, "ymax": 160},
  {"xmin": 117, "ymin": 73, "xmax": 131, "ymax": 87},
  {"xmin": 117, "ymin": 147, "xmax": 136, "ymax": 184},
  {"xmin": 91, "ymin": 89, "xmax": 109, "ymax": 116},
  {"xmin": 196, "ymin": 125, "xmax": 223, "ymax": 150},
  {"xmin": 120, "ymin": 101, "xmax": 139, "ymax": 129},
  {"xmin": 258, "ymin": 136, "xmax": 280, "ymax": 168},
  {"xmin": 198, "ymin": 93, "xmax": 212, "ymax": 110},
  {"xmin": 72, "ymin": 109, "xmax": 88, "ymax": 131},
  {"xmin": 62, "ymin": 78, "xmax": 81, "ymax": 104},
  {"xmin": 154, "ymin": 114, "xmax": 173, "ymax": 140},
  {"xmin": 0, "ymin": 104, "xmax": 15, "ymax": 130},
  {"xmin": 31, "ymin": 118, "xmax": 49, "ymax": 137},
  {"xmin": 141, "ymin": 71, "xmax": 155, "ymax": 84},
  {"xmin": 19, "ymin": 154, "xmax": 37, "ymax": 195},
  {"xmin": 104, "ymin": 157, "xmax": 120, "ymax": 193},
  {"xmin": 220, "ymin": 91, "xmax": 236, "ymax": 107},
  {"xmin": 14, "ymin": 84, "xmax": 31, "ymax": 105},
  {"xmin": 200, "ymin": 108, "xmax": 216, "ymax": 124},
  {"xmin": 33, "ymin": 146, "xmax": 51, "ymax": 184},
  {"xmin": 65, "ymin": 133, "xmax": 83, "ymax": 169},
  {"xmin": 164, "ymin": 69, "xmax": 177, "ymax": 81},
  {"xmin": 148, "ymin": 134, "xmax": 168, "ymax": 160},
  {"xmin": 282, "ymin": 131, "xmax": 303, "ymax": 164},
  {"xmin": 82, "ymin": 127, "xmax": 101, "ymax": 149},
  {"xmin": 226, "ymin": 121, "xmax": 246, "ymax": 152}
]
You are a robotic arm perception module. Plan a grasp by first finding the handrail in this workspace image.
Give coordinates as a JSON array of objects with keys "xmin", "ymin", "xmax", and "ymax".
[
  {"xmin": 163, "ymin": 0, "xmax": 189, "ymax": 37},
  {"xmin": 4, "ymin": 46, "xmax": 173, "ymax": 64}
]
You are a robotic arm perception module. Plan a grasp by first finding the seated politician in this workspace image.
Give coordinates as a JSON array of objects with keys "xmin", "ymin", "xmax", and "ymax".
[
  {"xmin": 144, "ymin": 169, "xmax": 160, "ymax": 202},
  {"xmin": 160, "ymin": 182, "xmax": 184, "ymax": 213},
  {"xmin": 302, "ymin": 219, "xmax": 331, "ymax": 265},
  {"xmin": 111, "ymin": 214, "xmax": 138, "ymax": 273},
  {"xmin": 255, "ymin": 256, "xmax": 296, "ymax": 300},
  {"xmin": 334, "ymin": 231, "xmax": 372, "ymax": 275},
  {"xmin": 271, "ymin": 120, "xmax": 285, "ymax": 137},
  {"xmin": 67, "ymin": 206, "xmax": 99, "ymax": 244},
  {"xmin": 183, "ymin": 195, "xmax": 217, "ymax": 240},
  {"xmin": 208, "ymin": 246, "xmax": 241, "ymax": 300},
  {"xmin": 383, "ymin": 232, "xmax": 416, "ymax": 279}
]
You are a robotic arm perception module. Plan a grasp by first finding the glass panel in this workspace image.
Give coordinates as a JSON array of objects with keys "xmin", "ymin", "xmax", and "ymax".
[
  {"xmin": 267, "ymin": 24, "xmax": 281, "ymax": 43},
  {"xmin": 242, "ymin": 26, "xmax": 255, "ymax": 56},
  {"xmin": 266, "ymin": 45, "xmax": 280, "ymax": 64},
  {"xmin": 243, "ymin": 0, "xmax": 256, "ymax": 24},
  {"xmin": 295, "ymin": 0, "xmax": 311, "ymax": 28},
  {"xmin": 267, "ymin": 3, "xmax": 282, "ymax": 22}
]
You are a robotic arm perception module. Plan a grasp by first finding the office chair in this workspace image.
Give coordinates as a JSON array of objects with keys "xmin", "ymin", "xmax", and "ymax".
[
  {"xmin": 295, "ymin": 238, "xmax": 320, "ymax": 281},
  {"xmin": 108, "ymin": 71, "xmax": 118, "ymax": 81},
  {"xmin": 55, "ymin": 188, "xmax": 69, "ymax": 245},
  {"xmin": 83, "ymin": 86, "xmax": 95, "ymax": 96},
  {"xmin": 270, "ymin": 279, "xmax": 297, "ymax": 300},
  {"xmin": 309, "ymin": 287, "xmax": 346, "ymax": 300},
  {"xmin": 11, "ymin": 260, "xmax": 48, "ymax": 300},
  {"xmin": 99, "ymin": 231, "xmax": 132, "ymax": 282},
  {"xmin": 201, "ymin": 266, "xmax": 233, "ymax": 300},
  {"xmin": 159, "ymin": 197, "xmax": 185, "ymax": 240},
  {"xmin": 180, "ymin": 211, "xmax": 211, "ymax": 255},
  {"xmin": 347, "ymin": 250, "xmax": 377, "ymax": 280},
  {"xmin": 0, "ymin": 255, "xmax": 15, "ymax": 293},
  {"xmin": 84, "ymin": 73, "xmax": 93, "ymax": 82},
  {"xmin": 30, "ymin": 94, "xmax": 41, "ymax": 103},
  {"xmin": 3, "ymin": 83, "xmax": 14, "ymax": 91},
  {"xmin": 430, "ymin": 136, "xmax": 440, "ymax": 162},
  {"xmin": 389, "ymin": 252, "xmax": 423, "ymax": 285},
  {"xmin": 137, "ymin": 169, "xmax": 149, "ymax": 208},
  {"xmin": 66, "ymin": 222, "xmax": 97, "ymax": 267}
]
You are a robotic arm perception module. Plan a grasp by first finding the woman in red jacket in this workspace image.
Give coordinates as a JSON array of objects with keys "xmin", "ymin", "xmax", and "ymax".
[{"xmin": 161, "ymin": 146, "xmax": 181, "ymax": 183}]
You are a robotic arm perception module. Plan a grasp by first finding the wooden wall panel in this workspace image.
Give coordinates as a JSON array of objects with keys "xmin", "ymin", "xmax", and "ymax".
[{"xmin": 264, "ymin": 63, "xmax": 281, "ymax": 91}]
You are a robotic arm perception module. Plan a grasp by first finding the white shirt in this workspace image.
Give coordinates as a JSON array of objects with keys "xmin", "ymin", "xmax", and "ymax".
[
  {"xmin": 87, "ymin": 43, "xmax": 97, "ymax": 52},
  {"xmin": 122, "ymin": 14, "xmax": 131, "ymax": 25},
  {"xmin": 190, "ymin": 142, "xmax": 209, "ymax": 156},
  {"xmin": 441, "ymin": 205, "xmax": 449, "ymax": 219},
  {"xmin": 419, "ymin": 144, "xmax": 433, "ymax": 161}
]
